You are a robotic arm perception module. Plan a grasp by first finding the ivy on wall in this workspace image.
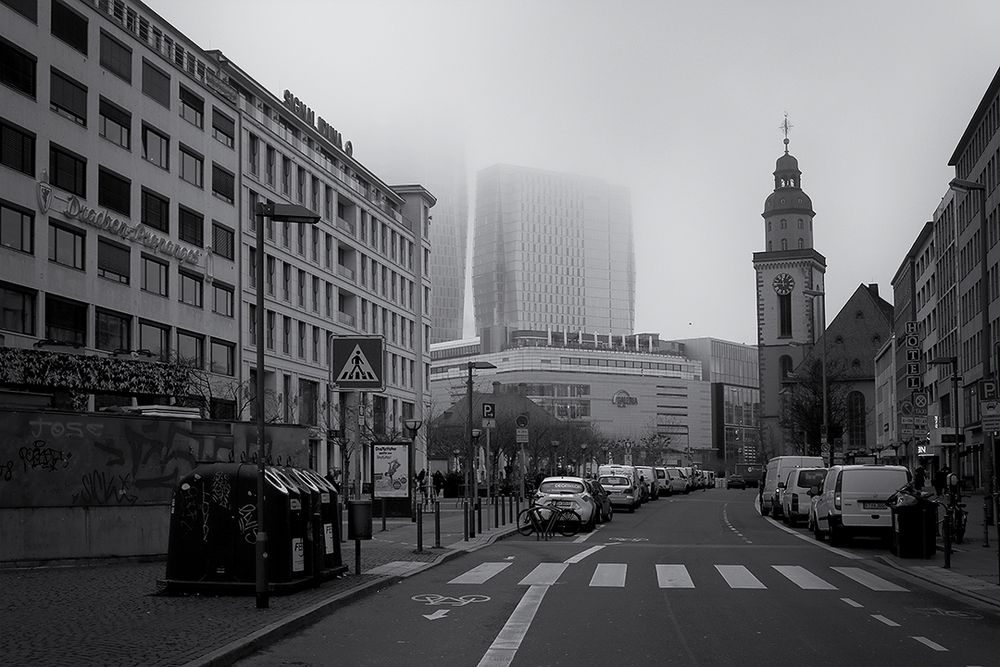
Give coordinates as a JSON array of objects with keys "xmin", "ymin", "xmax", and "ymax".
[{"xmin": 0, "ymin": 348, "xmax": 191, "ymax": 396}]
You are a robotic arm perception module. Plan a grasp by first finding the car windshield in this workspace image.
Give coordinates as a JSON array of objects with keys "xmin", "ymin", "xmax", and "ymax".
[
  {"xmin": 841, "ymin": 469, "xmax": 909, "ymax": 494},
  {"xmin": 666, "ymin": 468, "xmax": 685, "ymax": 478},
  {"xmin": 599, "ymin": 476, "xmax": 629, "ymax": 486},
  {"xmin": 538, "ymin": 480, "xmax": 585, "ymax": 494},
  {"xmin": 796, "ymin": 469, "xmax": 826, "ymax": 488}
]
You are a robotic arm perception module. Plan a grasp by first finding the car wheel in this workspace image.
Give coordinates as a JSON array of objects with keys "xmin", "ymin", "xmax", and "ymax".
[
  {"xmin": 829, "ymin": 524, "xmax": 845, "ymax": 547},
  {"xmin": 813, "ymin": 522, "xmax": 825, "ymax": 541}
]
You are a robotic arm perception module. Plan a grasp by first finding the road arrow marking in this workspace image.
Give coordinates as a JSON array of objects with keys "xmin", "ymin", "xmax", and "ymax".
[{"xmin": 424, "ymin": 609, "xmax": 450, "ymax": 621}]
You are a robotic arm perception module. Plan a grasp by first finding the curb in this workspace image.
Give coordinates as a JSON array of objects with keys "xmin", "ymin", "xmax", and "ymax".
[
  {"xmin": 873, "ymin": 555, "xmax": 1000, "ymax": 611},
  {"xmin": 184, "ymin": 525, "xmax": 520, "ymax": 667}
]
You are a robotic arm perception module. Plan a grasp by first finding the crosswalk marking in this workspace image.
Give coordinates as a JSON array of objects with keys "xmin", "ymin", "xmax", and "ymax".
[
  {"xmin": 590, "ymin": 563, "xmax": 627, "ymax": 587},
  {"xmin": 831, "ymin": 567, "xmax": 908, "ymax": 592},
  {"xmin": 518, "ymin": 563, "xmax": 569, "ymax": 586},
  {"xmin": 773, "ymin": 565, "xmax": 837, "ymax": 590},
  {"xmin": 656, "ymin": 564, "xmax": 695, "ymax": 588},
  {"xmin": 872, "ymin": 614, "xmax": 900, "ymax": 627},
  {"xmin": 449, "ymin": 562, "xmax": 512, "ymax": 585},
  {"xmin": 716, "ymin": 565, "xmax": 766, "ymax": 589}
]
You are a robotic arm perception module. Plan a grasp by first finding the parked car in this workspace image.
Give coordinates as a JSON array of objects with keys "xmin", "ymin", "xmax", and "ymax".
[
  {"xmin": 586, "ymin": 478, "xmax": 613, "ymax": 523},
  {"xmin": 634, "ymin": 465, "xmax": 660, "ymax": 501},
  {"xmin": 726, "ymin": 474, "xmax": 746, "ymax": 489},
  {"xmin": 534, "ymin": 476, "xmax": 598, "ymax": 530},
  {"xmin": 655, "ymin": 467, "xmax": 671, "ymax": 496},
  {"xmin": 779, "ymin": 467, "xmax": 827, "ymax": 525},
  {"xmin": 664, "ymin": 467, "xmax": 689, "ymax": 494},
  {"xmin": 598, "ymin": 474, "xmax": 640, "ymax": 512},
  {"xmin": 811, "ymin": 465, "xmax": 911, "ymax": 546},
  {"xmin": 761, "ymin": 456, "xmax": 826, "ymax": 517}
]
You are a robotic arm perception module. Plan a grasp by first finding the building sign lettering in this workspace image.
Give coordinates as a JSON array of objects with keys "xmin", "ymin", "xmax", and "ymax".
[
  {"xmin": 283, "ymin": 90, "xmax": 353, "ymax": 157},
  {"xmin": 612, "ymin": 390, "xmax": 638, "ymax": 408},
  {"xmin": 38, "ymin": 183, "xmax": 203, "ymax": 265}
]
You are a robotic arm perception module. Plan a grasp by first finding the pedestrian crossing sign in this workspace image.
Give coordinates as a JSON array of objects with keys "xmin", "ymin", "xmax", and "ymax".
[{"xmin": 331, "ymin": 336, "xmax": 384, "ymax": 390}]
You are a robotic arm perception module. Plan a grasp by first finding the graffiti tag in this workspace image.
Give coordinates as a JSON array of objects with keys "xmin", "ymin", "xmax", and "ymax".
[
  {"xmin": 18, "ymin": 440, "xmax": 73, "ymax": 472},
  {"xmin": 0, "ymin": 460, "xmax": 12, "ymax": 481},
  {"xmin": 72, "ymin": 470, "xmax": 138, "ymax": 506},
  {"xmin": 29, "ymin": 419, "xmax": 103, "ymax": 439},
  {"xmin": 238, "ymin": 503, "xmax": 257, "ymax": 544}
]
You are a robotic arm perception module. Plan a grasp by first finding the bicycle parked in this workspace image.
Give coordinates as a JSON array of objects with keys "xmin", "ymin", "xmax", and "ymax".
[{"xmin": 516, "ymin": 502, "xmax": 582, "ymax": 538}]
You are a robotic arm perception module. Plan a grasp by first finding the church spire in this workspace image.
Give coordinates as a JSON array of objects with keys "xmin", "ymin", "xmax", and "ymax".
[{"xmin": 781, "ymin": 113, "xmax": 792, "ymax": 154}]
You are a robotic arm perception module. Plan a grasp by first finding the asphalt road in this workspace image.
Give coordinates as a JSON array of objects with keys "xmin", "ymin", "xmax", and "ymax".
[{"xmin": 239, "ymin": 488, "xmax": 1000, "ymax": 666}]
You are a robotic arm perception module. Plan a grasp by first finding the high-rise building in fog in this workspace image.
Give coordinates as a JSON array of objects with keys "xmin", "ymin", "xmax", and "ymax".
[{"xmin": 472, "ymin": 164, "xmax": 634, "ymax": 347}]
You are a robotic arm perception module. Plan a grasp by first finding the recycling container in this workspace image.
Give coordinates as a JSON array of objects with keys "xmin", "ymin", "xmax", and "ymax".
[{"xmin": 891, "ymin": 501, "xmax": 937, "ymax": 558}]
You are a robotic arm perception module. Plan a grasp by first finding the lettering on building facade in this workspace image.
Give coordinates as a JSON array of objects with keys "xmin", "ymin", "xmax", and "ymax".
[
  {"xmin": 612, "ymin": 390, "xmax": 638, "ymax": 408},
  {"xmin": 283, "ymin": 90, "xmax": 353, "ymax": 156}
]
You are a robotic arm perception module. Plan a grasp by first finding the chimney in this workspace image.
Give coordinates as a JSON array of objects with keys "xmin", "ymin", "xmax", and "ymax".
[{"xmin": 868, "ymin": 283, "xmax": 879, "ymax": 298}]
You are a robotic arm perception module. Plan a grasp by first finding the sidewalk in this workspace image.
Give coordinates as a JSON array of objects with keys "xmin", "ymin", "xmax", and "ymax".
[
  {"xmin": 0, "ymin": 497, "xmax": 523, "ymax": 667},
  {"xmin": 876, "ymin": 491, "xmax": 1000, "ymax": 609}
]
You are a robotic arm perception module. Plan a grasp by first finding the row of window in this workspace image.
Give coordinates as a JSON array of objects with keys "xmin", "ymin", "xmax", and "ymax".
[{"xmin": 0, "ymin": 281, "xmax": 234, "ymax": 374}]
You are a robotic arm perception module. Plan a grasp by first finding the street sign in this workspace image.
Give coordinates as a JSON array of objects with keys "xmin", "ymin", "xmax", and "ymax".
[
  {"xmin": 981, "ymin": 399, "xmax": 1000, "ymax": 431},
  {"xmin": 515, "ymin": 414, "xmax": 528, "ymax": 428},
  {"xmin": 941, "ymin": 433, "xmax": 966, "ymax": 444},
  {"xmin": 906, "ymin": 362, "xmax": 920, "ymax": 375},
  {"xmin": 913, "ymin": 393, "xmax": 928, "ymax": 410},
  {"xmin": 515, "ymin": 428, "xmax": 529, "ymax": 444},
  {"xmin": 482, "ymin": 402, "xmax": 496, "ymax": 429},
  {"xmin": 906, "ymin": 349, "xmax": 920, "ymax": 362},
  {"xmin": 331, "ymin": 336, "xmax": 385, "ymax": 390},
  {"xmin": 907, "ymin": 377, "xmax": 922, "ymax": 389},
  {"xmin": 904, "ymin": 334, "xmax": 919, "ymax": 348},
  {"xmin": 981, "ymin": 380, "xmax": 998, "ymax": 401},
  {"xmin": 905, "ymin": 321, "xmax": 918, "ymax": 335}
]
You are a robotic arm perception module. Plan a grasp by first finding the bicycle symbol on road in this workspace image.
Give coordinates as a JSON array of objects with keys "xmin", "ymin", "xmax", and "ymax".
[
  {"xmin": 606, "ymin": 537, "xmax": 648, "ymax": 542},
  {"xmin": 411, "ymin": 593, "xmax": 491, "ymax": 607},
  {"xmin": 908, "ymin": 607, "xmax": 982, "ymax": 620}
]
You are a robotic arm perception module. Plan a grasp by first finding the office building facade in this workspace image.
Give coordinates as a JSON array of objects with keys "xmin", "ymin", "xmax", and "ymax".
[{"xmin": 473, "ymin": 164, "xmax": 635, "ymax": 351}]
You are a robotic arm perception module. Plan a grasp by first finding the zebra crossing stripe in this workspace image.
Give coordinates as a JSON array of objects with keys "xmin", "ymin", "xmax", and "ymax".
[
  {"xmin": 518, "ymin": 563, "xmax": 568, "ymax": 586},
  {"xmin": 773, "ymin": 565, "xmax": 837, "ymax": 590},
  {"xmin": 656, "ymin": 564, "xmax": 695, "ymax": 588},
  {"xmin": 716, "ymin": 565, "xmax": 766, "ymax": 589},
  {"xmin": 831, "ymin": 567, "xmax": 908, "ymax": 592},
  {"xmin": 449, "ymin": 562, "xmax": 513, "ymax": 585},
  {"xmin": 590, "ymin": 563, "xmax": 627, "ymax": 587}
]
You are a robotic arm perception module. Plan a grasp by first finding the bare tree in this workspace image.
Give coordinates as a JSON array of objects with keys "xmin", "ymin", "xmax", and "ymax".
[{"xmin": 778, "ymin": 358, "xmax": 849, "ymax": 456}]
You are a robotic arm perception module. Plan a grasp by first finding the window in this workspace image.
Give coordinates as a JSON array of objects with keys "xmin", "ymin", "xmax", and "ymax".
[
  {"xmin": 265, "ymin": 145, "xmax": 275, "ymax": 184},
  {"xmin": 778, "ymin": 292, "xmax": 792, "ymax": 338},
  {"xmin": 211, "ymin": 163, "xmax": 234, "ymax": 203},
  {"xmin": 779, "ymin": 355, "xmax": 793, "ymax": 379},
  {"xmin": 211, "ymin": 222, "xmax": 234, "ymax": 260},
  {"xmin": 179, "ymin": 146, "xmax": 203, "ymax": 187},
  {"xmin": 179, "ymin": 270, "xmax": 203, "ymax": 307},
  {"xmin": 298, "ymin": 321, "xmax": 306, "ymax": 358},
  {"xmin": 1, "ymin": 0, "xmax": 37, "ymax": 23},
  {"xmin": 177, "ymin": 330, "xmax": 204, "ymax": 367},
  {"xmin": 48, "ymin": 222, "xmax": 84, "ymax": 269},
  {"xmin": 248, "ymin": 246, "xmax": 256, "ymax": 287},
  {"xmin": 99, "ymin": 31, "xmax": 131, "ymax": 82},
  {"xmin": 212, "ymin": 109, "xmax": 234, "ymax": 148},
  {"xmin": 282, "ymin": 156, "xmax": 290, "ymax": 194},
  {"xmin": 98, "ymin": 168, "xmax": 130, "ymax": 216},
  {"xmin": 98, "ymin": 98, "xmax": 130, "ymax": 150},
  {"xmin": 141, "ymin": 125, "xmax": 169, "ymax": 169},
  {"xmin": 0, "ymin": 36, "xmax": 36, "ymax": 97},
  {"xmin": 142, "ymin": 59, "xmax": 169, "ymax": 107},
  {"xmin": 282, "ymin": 262, "xmax": 290, "ymax": 300},
  {"xmin": 141, "ymin": 188, "xmax": 168, "ymax": 232},
  {"xmin": 0, "ymin": 281, "xmax": 34, "ymax": 334},
  {"xmin": 312, "ymin": 326, "xmax": 319, "ymax": 362},
  {"xmin": 0, "ymin": 200, "xmax": 32, "ymax": 253},
  {"xmin": 248, "ymin": 303, "xmax": 256, "ymax": 344},
  {"xmin": 178, "ymin": 206, "xmax": 203, "ymax": 246},
  {"xmin": 247, "ymin": 133, "xmax": 259, "ymax": 174},
  {"xmin": 95, "ymin": 309, "xmax": 130, "ymax": 351},
  {"xmin": 297, "ymin": 269, "xmax": 305, "ymax": 306},
  {"xmin": 266, "ymin": 256, "xmax": 275, "ymax": 295},
  {"xmin": 210, "ymin": 339, "xmax": 234, "ymax": 375},
  {"xmin": 846, "ymin": 391, "xmax": 867, "ymax": 448},
  {"xmin": 266, "ymin": 310, "xmax": 274, "ymax": 349},
  {"xmin": 297, "ymin": 224, "xmax": 305, "ymax": 255},
  {"xmin": 178, "ymin": 86, "xmax": 203, "ymax": 127},
  {"xmin": 141, "ymin": 254, "xmax": 168, "ymax": 296},
  {"xmin": 212, "ymin": 282, "xmax": 233, "ymax": 317},
  {"xmin": 0, "ymin": 118, "xmax": 33, "ymax": 177},
  {"xmin": 297, "ymin": 166, "xmax": 305, "ymax": 202},
  {"xmin": 45, "ymin": 294, "xmax": 86, "ymax": 345},
  {"xmin": 50, "ymin": 69, "xmax": 87, "ymax": 125},
  {"xmin": 282, "ymin": 316, "xmax": 290, "ymax": 353},
  {"xmin": 97, "ymin": 238, "xmax": 129, "ymax": 284},
  {"xmin": 139, "ymin": 320, "xmax": 169, "ymax": 360},
  {"xmin": 51, "ymin": 0, "xmax": 87, "ymax": 55}
]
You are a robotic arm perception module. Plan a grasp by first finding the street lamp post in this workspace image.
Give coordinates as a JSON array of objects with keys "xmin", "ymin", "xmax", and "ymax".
[
  {"xmin": 253, "ymin": 202, "xmax": 320, "ymax": 610},
  {"xmin": 803, "ymin": 288, "xmax": 829, "ymax": 465},
  {"xmin": 466, "ymin": 361, "xmax": 496, "ymax": 538},
  {"xmin": 404, "ymin": 418, "xmax": 423, "ymax": 522},
  {"xmin": 950, "ymin": 178, "xmax": 996, "ymax": 555},
  {"xmin": 929, "ymin": 356, "xmax": 961, "ymax": 486}
]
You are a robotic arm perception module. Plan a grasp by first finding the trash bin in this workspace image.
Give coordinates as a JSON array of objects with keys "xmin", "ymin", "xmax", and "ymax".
[
  {"xmin": 891, "ymin": 501, "xmax": 937, "ymax": 558},
  {"xmin": 263, "ymin": 467, "xmax": 309, "ymax": 584},
  {"xmin": 347, "ymin": 499, "xmax": 373, "ymax": 540},
  {"xmin": 299, "ymin": 469, "xmax": 343, "ymax": 570}
]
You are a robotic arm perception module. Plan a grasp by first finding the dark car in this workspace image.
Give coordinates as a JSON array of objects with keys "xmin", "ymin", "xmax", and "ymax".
[
  {"xmin": 586, "ymin": 478, "xmax": 613, "ymax": 523},
  {"xmin": 726, "ymin": 474, "xmax": 747, "ymax": 489}
]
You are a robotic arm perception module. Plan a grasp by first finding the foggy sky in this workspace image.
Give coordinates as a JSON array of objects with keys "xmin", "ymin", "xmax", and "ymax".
[{"xmin": 153, "ymin": 0, "xmax": 1000, "ymax": 345}]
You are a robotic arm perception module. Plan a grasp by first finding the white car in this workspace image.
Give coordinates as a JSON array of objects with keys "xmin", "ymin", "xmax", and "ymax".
[
  {"xmin": 534, "ymin": 476, "xmax": 598, "ymax": 530},
  {"xmin": 663, "ymin": 467, "xmax": 689, "ymax": 494},
  {"xmin": 812, "ymin": 465, "xmax": 910, "ymax": 546},
  {"xmin": 598, "ymin": 474, "xmax": 640, "ymax": 512},
  {"xmin": 779, "ymin": 467, "xmax": 827, "ymax": 525}
]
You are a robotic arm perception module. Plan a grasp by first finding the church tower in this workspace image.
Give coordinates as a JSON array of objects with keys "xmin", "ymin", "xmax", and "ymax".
[{"xmin": 753, "ymin": 120, "xmax": 827, "ymax": 457}]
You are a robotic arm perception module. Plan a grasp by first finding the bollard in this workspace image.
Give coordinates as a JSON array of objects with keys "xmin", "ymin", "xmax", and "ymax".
[
  {"xmin": 416, "ymin": 503, "xmax": 424, "ymax": 552},
  {"xmin": 463, "ymin": 500, "xmax": 470, "ymax": 541},
  {"xmin": 943, "ymin": 505, "xmax": 953, "ymax": 569},
  {"xmin": 495, "ymin": 495, "xmax": 500, "ymax": 528},
  {"xmin": 510, "ymin": 495, "xmax": 515, "ymax": 525},
  {"xmin": 355, "ymin": 539, "xmax": 361, "ymax": 575},
  {"xmin": 477, "ymin": 500, "xmax": 483, "ymax": 534},
  {"xmin": 501, "ymin": 495, "xmax": 506, "ymax": 525},
  {"xmin": 338, "ymin": 500, "xmax": 346, "ymax": 543},
  {"xmin": 434, "ymin": 500, "xmax": 441, "ymax": 548},
  {"xmin": 984, "ymin": 495, "xmax": 991, "ymax": 548},
  {"xmin": 381, "ymin": 498, "xmax": 387, "ymax": 532}
]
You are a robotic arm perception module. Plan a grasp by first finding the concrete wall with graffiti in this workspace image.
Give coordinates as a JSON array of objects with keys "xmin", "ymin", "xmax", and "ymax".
[{"xmin": 0, "ymin": 409, "xmax": 314, "ymax": 562}]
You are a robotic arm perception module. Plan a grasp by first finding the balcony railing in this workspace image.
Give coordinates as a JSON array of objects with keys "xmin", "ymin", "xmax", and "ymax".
[
  {"xmin": 335, "ymin": 217, "xmax": 356, "ymax": 236},
  {"xmin": 337, "ymin": 311, "xmax": 356, "ymax": 327},
  {"xmin": 336, "ymin": 264, "xmax": 356, "ymax": 281}
]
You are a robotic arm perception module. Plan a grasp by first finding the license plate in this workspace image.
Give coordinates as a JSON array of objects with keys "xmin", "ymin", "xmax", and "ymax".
[
  {"xmin": 608, "ymin": 490, "xmax": 621, "ymax": 494},
  {"xmin": 862, "ymin": 502, "xmax": 883, "ymax": 510},
  {"xmin": 555, "ymin": 501, "xmax": 574, "ymax": 507}
]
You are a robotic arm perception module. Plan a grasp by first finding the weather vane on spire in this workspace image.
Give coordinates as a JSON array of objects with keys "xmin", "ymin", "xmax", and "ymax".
[{"xmin": 780, "ymin": 113, "xmax": 793, "ymax": 153}]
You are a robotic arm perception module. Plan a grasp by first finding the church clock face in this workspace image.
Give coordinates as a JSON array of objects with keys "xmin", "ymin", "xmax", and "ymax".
[{"xmin": 772, "ymin": 273, "xmax": 795, "ymax": 295}]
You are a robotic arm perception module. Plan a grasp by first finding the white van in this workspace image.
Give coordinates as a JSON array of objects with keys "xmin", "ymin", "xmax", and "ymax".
[
  {"xmin": 761, "ymin": 455, "xmax": 825, "ymax": 517},
  {"xmin": 812, "ymin": 465, "xmax": 911, "ymax": 546},
  {"xmin": 634, "ymin": 466, "xmax": 659, "ymax": 501},
  {"xmin": 663, "ymin": 467, "xmax": 688, "ymax": 494},
  {"xmin": 654, "ymin": 467, "xmax": 670, "ymax": 496}
]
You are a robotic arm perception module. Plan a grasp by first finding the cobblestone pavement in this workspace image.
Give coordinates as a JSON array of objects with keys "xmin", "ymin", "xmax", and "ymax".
[{"xmin": 0, "ymin": 502, "xmax": 519, "ymax": 667}]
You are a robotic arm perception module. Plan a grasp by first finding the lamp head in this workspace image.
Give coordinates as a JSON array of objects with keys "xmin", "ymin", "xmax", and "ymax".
[{"xmin": 949, "ymin": 178, "xmax": 985, "ymax": 193}]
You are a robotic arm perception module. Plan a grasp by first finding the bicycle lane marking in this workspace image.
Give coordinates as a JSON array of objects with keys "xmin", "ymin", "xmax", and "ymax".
[
  {"xmin": 564, "ymin": 545, "xmax": 605, "ymax": 564},
  {"xmin": 573, "ymin": 523, "xmax": 606, "ymax": 543}
]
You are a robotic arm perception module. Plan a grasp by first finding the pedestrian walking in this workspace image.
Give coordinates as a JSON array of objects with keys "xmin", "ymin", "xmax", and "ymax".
[
  {"xmin": 913, "ymin": 464, "xmax": 926, "ymax": 491},
  {"xmin": 432, "ymin": 470, "xmax": 445, "ymax": 499},
  {"xmin": 416, "ymin": 468, "xmax": 429, "ymax": 507}
]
